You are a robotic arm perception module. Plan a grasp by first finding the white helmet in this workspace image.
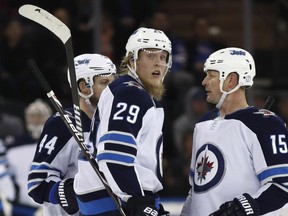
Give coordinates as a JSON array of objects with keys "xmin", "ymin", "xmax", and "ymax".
[
  {"xmin": 25, "ymin": 99, "xmax": 52, "ymax": 139},
  {"xmin": 68, "ymin": 53, "xmax": 116, "ymax": 99},
  {"xmin": 25, "ymin": 99, "xmax": 52, "ymax": 120},
  {"xmin": 125, "ymin": 27, "xmax": 172, "ymax": 69},
  {"xmin": 204, "ymin": 47, "xmax": 255, "ymax": 88},
  {"xmin": 203, "ymin": 47, "xmax": 256, "ymax": 108}
]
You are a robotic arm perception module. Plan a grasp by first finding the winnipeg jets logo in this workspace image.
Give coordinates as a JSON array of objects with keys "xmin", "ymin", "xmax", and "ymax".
[
  {"xmin": 76, "ymin": 58, "xmax": 91, "ymax": 66},
  {"xmin": 196, "ymin": 150, "xmax": 214, "ymax": 183},
  {"xmin": 194, "ymin": 143, "xmax": 225, "ymax": 193},
  {"xmin": 254, "ymin": 109, "xmax": 275, "ymax": 117},
  {"xmin": 124, "ymin": 81, "xmax": 144, "ymax": 90},
  {"xmin": 230, "ymin": 50, "xmax": 246, "ymax": 56}
]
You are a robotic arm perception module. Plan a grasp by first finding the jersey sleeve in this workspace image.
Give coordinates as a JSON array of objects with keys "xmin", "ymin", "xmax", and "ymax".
[
  {"xmin": 96, "ymin": 84, "xmax": 154, "ymax": 201},
  {"xmin": 254, "ymin": 114, "xmax": 288, "ymax": 214},
  {"xmin": 234, "ymin": 109, "xmax": 288, "ymax": 214},
  {"xmin": 27, "ymin": 113, "xmax": 78, "ymax": 204},
  {"xmin": 0, "ymin": 140, "xmax": 15, "ymax": 201}
]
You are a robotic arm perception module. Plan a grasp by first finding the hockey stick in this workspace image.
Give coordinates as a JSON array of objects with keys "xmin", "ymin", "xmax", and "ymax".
[
  {"xmin": 263, "ymin": 96, "xmax": 275, "ymax": 110},
  {"xmin": 18, "ymin": 4, "xmax": 84, "ymax": 151},
  {"xmin": 19, "ymin": 5, "xmax": 125, "ymax": 215},
  {"xmin": 27, "ymin": 59, "xmax": 126, "ymax": 216}
]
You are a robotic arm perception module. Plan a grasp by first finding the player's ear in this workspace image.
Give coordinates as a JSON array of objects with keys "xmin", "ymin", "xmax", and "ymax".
[
  {"xmin": 223, "ymin": 73, "xmax": 236, "ymax": 92},
  {"xmin": 227, "ymin": 72, "xmax": 238, "ymax": 88},
  {"xmin": 128, "ymin": 55, "xmax": 135, "ymax": 69},
  {"xmin": 78, "ymin": 79, "xmax": 90, "ymax": 95},
  {"xmin": 232, "ymin": 72, "xmax": 239, "ymax": 86}
]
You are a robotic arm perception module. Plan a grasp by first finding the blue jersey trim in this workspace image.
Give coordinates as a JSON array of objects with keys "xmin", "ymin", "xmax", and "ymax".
[
  {"xmin": 0, "ymin": 172, "xmax": 10, "ymax": 178},
  {"xmin": 27, "ymin": 179, "xmax": 42, "ymax": 190},
  {"xmin": 77, "ymin": 197, "xmax": 118, "ymax": 215},
  {"xmin": 30, "ymin": 163, "xmax": 61, "ymax": 173},
  {"xmin": 258, "ymin": 166, "xmax": 288, "ymax": 182},
  {"xmin": 99, "ymin": 133, "xmax": 136, "ymax": 146},
  {"xmin": 0, "ymin": 158, "xmax": 7, "ymax": 165},
  {"xmin": 97, "ymin": 153, "xmax": 134, "ymax": 164}
]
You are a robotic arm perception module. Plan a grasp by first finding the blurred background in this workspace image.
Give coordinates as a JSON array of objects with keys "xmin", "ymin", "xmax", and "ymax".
[{"xmin": 0, "ymin": 0, "xmax": 288, "ymax": 215}]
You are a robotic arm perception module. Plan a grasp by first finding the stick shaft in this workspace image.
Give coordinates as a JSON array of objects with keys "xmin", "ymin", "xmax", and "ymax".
[
  {"xmin": 263, "ymin": 96, "xmax": 275, "ymax": 110},
  {"xmin": 64, "ymin": 38, "xmax": 85, "ymax": 146}
]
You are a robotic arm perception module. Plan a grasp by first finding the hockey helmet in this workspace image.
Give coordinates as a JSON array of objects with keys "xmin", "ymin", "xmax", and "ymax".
[
  {"xmin": 68, "ymin": 53, "xmax": 116, "ymax": 99},
  {"xmin": 125, "ymin": 27, "xmax": 172, "ymax": 69},
  {"xmin": 204, "ymin": 47, "xmax": 256, "ymax": 89},
  {"xmin": 25, "ymin": 99, "xmax": 52, "ymax": 120},
  {"xmin": 25, "ymin": 99, "xmax": 52, "ymax": 139}
]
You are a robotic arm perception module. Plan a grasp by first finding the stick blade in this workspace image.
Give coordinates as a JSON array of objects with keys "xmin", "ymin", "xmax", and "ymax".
[{"xmin": 18, "ymin": 4, "xmax": 71, "ymax": 44}]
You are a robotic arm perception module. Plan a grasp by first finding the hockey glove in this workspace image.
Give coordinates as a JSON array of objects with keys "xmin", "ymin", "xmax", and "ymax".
[
  {"xmin": 126, "ymin": 196, "xmax": 159, "ymax": 216},
  {"xmin": 53, "ymin": 178, "xmax": 79, "ymax": 215},
  {"xmin": 209, "ymin": 193, "xmax": 259, "ymax": 216}
]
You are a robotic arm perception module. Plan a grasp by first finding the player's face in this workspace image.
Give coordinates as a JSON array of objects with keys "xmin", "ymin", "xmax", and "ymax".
[
  {"xmin": 26, "ymin": 113, "xmax": 47, "ymax": 140},
  {"xmin": 202, "ymin": 70, "xmax": 221, "ymax": 104},
  {"xmin": 89, "ymin": 75, "xmax": 115, "ymax": 107},
  {"xmin": 136, "ymin": 48, "xmax": 168, "ymax": 100}
]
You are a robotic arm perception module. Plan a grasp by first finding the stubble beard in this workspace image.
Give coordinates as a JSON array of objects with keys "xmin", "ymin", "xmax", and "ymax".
[{"xmin": 140, "ymin": 77, "xmax": 165, "ymax": 101}]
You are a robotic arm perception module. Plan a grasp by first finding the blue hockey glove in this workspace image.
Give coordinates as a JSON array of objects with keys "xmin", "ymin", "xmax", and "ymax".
[
  {"xmin": 126, "ymin": 196, "xmax": 159, "ymax": 216},
  {"xmin": 209, "ymin": 193, "xmax": 259, "ymax": 216}
]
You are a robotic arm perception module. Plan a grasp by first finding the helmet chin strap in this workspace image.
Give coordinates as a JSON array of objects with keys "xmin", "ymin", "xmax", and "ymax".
[
  {"xmin": 127, "ymin": 63, "xmax": 138, "ymax": 80},
  {"xmin": 79, "ymin": 84, "xmax": 93, "ymax": 99},
  {"xmin": 78, "ymin": 87, "xmax": 96, "ymax": 113},
  {"xmin": 127, "ymin": 63, "xmax": 145, "ymax": 87},
  {"xmin": 216, "ymin": 92, "xmax": 228, "ymax": 109},
  {"xmin": 216, "ymin": 80, "xmax": 242, "ymax": 109}
]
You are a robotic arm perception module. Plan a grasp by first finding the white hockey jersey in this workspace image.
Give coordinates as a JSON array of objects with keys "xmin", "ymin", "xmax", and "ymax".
[
  {"xmin": 181, "ymin": 107, "xmax": 288, "ymax": 216},
  {"xmin": 0, "ymin": 139, "xmax": 15, "ymax": 211},
  {"xmin": 74, "ymin": 74, "xmax": 165, "ymax": 216},
  {"xmin": 27, "ymin": 108, "xmax": 91, "ymax": 216},
  {"xmin": 5, "ymin": 134, "xmax": 42, "ymax": 215}
]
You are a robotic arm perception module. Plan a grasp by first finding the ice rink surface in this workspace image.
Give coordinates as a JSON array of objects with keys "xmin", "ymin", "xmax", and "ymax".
[{"xmin": 161, "ymin": 197, "xmax": 185, "ymax": 216}]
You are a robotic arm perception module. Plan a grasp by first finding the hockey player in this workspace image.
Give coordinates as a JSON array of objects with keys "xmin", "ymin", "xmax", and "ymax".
[
  {"xmin": 27, "ymin": 54, "xmax": 116, "ymax": 216},
  {"xmin": 180, "ymin": 47, "xmax": 288, "ymax": 216},
  {"xmin": 74, "ymin": 27, "xmax": 172, "ymax": 216},
  {"xmin": 0, "ymin": 138, "xmax": 14, "ymax": 216},
  {"xmin": 4, "ymin": 99, "xmax": 51, "ymax": 216}
]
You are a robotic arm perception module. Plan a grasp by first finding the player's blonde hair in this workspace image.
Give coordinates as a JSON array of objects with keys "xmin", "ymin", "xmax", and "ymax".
[{"xmin": 118, "ymin": 53, "xmax": 132, "ymax": 76}]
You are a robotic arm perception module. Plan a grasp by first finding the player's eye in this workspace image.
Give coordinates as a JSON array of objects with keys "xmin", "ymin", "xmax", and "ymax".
[
  {"xmin": 100, "ymin": 80, "xmax": 109, "ymax": 85},
  {"xmin": 160, "ymin": 55, "xmax": 167, "ymax": 62},
  {"xmin": 147, "ymin": 53, "xmax": 156, "ymax": 59}
]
